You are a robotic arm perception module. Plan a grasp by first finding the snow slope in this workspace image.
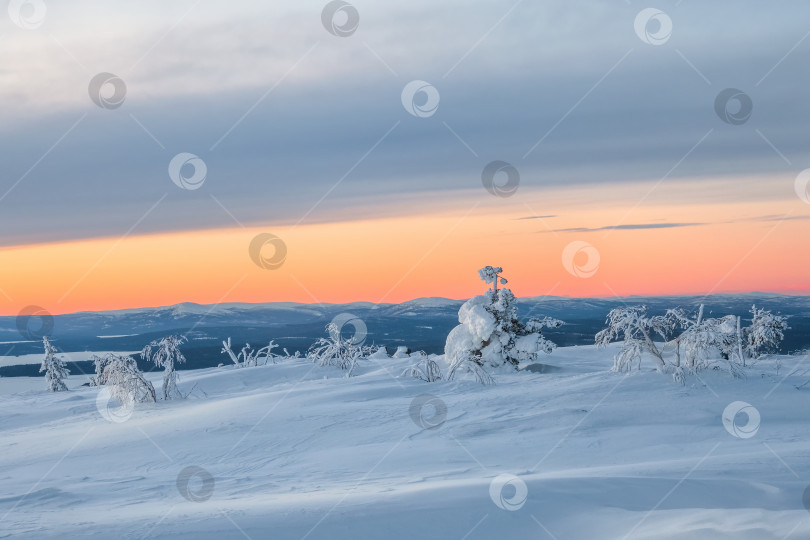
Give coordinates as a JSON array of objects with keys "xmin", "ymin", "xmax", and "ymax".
[{"xmin": 1, "ymin": 345, "xmax": 808, "ymax": 539}]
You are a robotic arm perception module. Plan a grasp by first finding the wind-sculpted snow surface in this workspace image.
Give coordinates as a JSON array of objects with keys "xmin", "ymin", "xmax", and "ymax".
[{"xmin": 1, "ymin": 345, "xmax": 808, "ymax": 539}]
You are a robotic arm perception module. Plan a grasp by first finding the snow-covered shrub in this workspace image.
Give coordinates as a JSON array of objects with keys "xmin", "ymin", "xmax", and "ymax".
[
  {"xmin": 141, "ymin": 335, "xmax": 187, "ymax": 400},
  {"xmin": 744, "ymin": 305, "xmax": 788, "ymax": 360},
  {"xmin": 39, "ymin": 337, "xmax": 69, "ymax": 392},
  {"xmin": 669, "ymin": 306, "xmax": 744, "ymax": 379},
  {"xmin": 308, "ymin": 322, "xmax": 371, "ymax": 376},
  {"xmin": 402, "ymin": 351, "xmax": 443, "ymax": 382},
  {"xmin": 596, "ymin": 306, "xmax": 675, "ymax": 372},
  {"xmin": 221, "ymin": 338, "xmax": 280, "ymax": 367},
  {"xmin": 445, "ymin": 266, "xmax": 563, "ymax": 383},
  {"xmin": 93, "ymin": 353, "xmax": 156, "ymax": 404}
]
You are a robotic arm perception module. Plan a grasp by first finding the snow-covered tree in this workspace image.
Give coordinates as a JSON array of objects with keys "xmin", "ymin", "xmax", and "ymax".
[
  {"xmin": 595, "ymin": 306, "xmax": 675, "ymax": 372},
  {"xmin": 141, "ymin": 335, "xmax": 187, "ymax": 400},
  {"xmin": 91, "ymin": 353, "xmax": 156, "ymax": 404},
  {"xmin": 402, "ymin": 351, "xmax": 443, "ymax": 382},
  {"xmin": 221, "ymin": 338, "xmax": 280, "ymax": 367},
  {"xmin": 308, "ymin": 322, "xmax": 371, "ymax": 376},
  {"xmin": 667, "ymin": 305, "xmax": 744, "ymax": 380},
  {"xmin": 39, "ymin": 337, "xmax": 69, "ymax": 392},
  {"xmin": 744, "ymin": 305, "xmax": 788, "ymax": 361},
  {"xmin": 445, "ymin": 267, "xmax": 564, "ymax": 383}
]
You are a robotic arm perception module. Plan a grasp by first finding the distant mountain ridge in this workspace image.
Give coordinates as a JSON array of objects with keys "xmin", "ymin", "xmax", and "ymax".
[{"xmin": 1, "ymin": 293, "xmax": 807, "ymax": 377}]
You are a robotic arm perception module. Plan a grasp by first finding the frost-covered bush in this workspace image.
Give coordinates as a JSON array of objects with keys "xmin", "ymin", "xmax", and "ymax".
[
  {"xmin": 598, "ymin": 303, "xmax": 788, "ymax": 382},
  {"xmin": 308, "ymin": 322, "xmax": 371, "ymax": 377},
  {"xmin": 39, "ymin": 337, "xmax": 69, "ymax": 392},
  {"xmin": 744, "ymin": 305, "xmax": 788, "ymax": 360},
  {"xmin": 221, "ymin": 338, "xmax": 280, "ymax": 367},
  {"xmin": 445, "ymin": 266, "xmax": 563, "ymax": 383},
  {"xmin": 668, "ymin": 306, "xmax": 744, "ymax": 379},
  {"xmin": 596, "ymin": 305, "xmax": 679, "ymax": 373},
  {"xmin": 91, "ymin": 353, "xmax": 156, "ymax": 404},
  {"xmin": 141, "ymin": 335, "xmax": 187, "ymax": 400},
  {"xmin": 402, "ymin": 351, "xmax": 443, "ymax": 382}
]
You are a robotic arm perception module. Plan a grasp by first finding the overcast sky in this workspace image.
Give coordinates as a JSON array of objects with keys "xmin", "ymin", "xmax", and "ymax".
[{"xmin": 1, "ymin": 0, "xmax": 808, "ymax": 246}]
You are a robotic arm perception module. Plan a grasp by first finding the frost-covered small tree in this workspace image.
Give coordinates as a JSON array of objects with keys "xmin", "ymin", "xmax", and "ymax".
[
  {"xmin": 39, "ymin": 337, "xmax": 69, "ymax": 392},
  {"xmin": 221, "ymin": 338, "xmax": 280, "ymax": 367},
  {"xmin": 445, "ymin": 266, "xmax": 564, "ymax": 383},
  {"xmin": 141, "ymin": 335, "xmax": 187, "ymax": 400},
  {"xmin": 744, "ymin": 305, "xmax": 788, "ymax": 361},
  {"xmin": 668, "ymin": 306, "xmax": 744, "ymax": 380},
  {"xmin": 595, "ymin": 306, "xmax": 675, "ymax": 373},
  {"xmin": 402, "ymin": 351, "xmax": 443, "ymax": 382},
  {"xmin": 93, "ymin": 353, "xmax": 156, "ymax": 404},
  {"xmin": 308, "ymin": 323, "xmax": 370, "ymax": 376}
]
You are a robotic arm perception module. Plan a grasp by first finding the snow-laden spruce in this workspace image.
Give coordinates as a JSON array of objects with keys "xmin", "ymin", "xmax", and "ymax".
[
  {"xmin": 39, "ymin": 337, "xmax": 69, "ymax": 392},
  {"xmin": 444, "ymin": 266, "xmax": 563, "ymax": 383},
  {"xmin": 141, "ymin": 335, "xmax": 187, "ymax": 400}
]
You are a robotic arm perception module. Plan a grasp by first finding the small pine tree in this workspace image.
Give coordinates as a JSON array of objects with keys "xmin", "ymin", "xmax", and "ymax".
[
  {"xmin": 141, "ymin": 335, "xmax": 187, "ymax": 400},
  {"xmin": 744, "ymin": 305, "xmax": 788, "ymax": 360},
  {"xmin": 39, "ymin": 337, "xmax": 69, "ymax": 392},
  {"xmin": 445, "ymin": 267, "xmax": 563, "ymax": 383}
]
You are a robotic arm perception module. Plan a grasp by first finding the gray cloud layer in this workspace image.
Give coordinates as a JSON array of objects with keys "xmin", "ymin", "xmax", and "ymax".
[{"xmin": 0, "ymin": 0, "xmax": 808, "ymax": 246}]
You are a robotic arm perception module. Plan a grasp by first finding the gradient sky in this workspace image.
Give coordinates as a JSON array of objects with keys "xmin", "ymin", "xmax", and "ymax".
[{"xmin": 1, "ymin": 0, "xmax": 809, "ymax": 314}]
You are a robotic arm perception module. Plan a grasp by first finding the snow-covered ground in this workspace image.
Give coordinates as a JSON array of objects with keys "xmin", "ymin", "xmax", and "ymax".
[{"xmin": 1, "ymin": 345, "xmax": 808, "ymax": 539}]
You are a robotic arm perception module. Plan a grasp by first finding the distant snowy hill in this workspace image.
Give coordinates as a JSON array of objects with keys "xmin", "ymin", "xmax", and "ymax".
[{"xmin": 1, "ymin": 294, "xmax": 808, "ymax": 376}]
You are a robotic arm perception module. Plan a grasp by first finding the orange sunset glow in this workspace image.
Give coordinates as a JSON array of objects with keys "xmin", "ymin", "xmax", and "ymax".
[{"xmin": 2, "ymin": 176, "xmax": 807, "ymax": 315}]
